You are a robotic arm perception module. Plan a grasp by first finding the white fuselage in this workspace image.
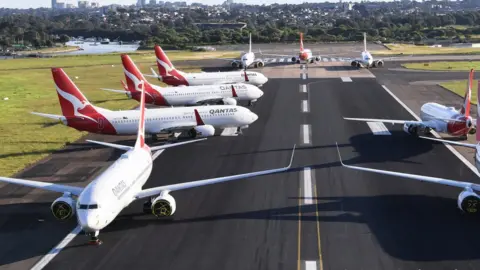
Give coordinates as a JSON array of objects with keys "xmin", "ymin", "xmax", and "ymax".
[
  {"xmin": 419, "ymin": 102, "xmax": 457, "ymax": 132},
  {"xmin": 76, "ymin": 147, "xmax": 153, "ymax": 232},
  {"xmin": 359, "ymin": 51, "xmax": 374, "ymax": 67},
  {"xmin": 184, "ymin": 71, "xmax": 268, "ymax": 87},
  {"xmin": 102, "ymin": 105, "xmax": 258, "ymax": 135},
  {"xmin": 241, "ymin": 52, "xmax": 255, "ymax": 68},
  {"xmin": 152, "ymin": 83, "xmax": 263, "ymax": 105}
]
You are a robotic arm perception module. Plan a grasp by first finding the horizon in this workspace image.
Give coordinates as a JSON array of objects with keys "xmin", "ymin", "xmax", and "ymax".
[{"xmin": 2, "ymin": 0, "xmax": 393, "ymax": 9}]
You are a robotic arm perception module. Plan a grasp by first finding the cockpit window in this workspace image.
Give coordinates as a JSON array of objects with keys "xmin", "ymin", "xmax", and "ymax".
[{"xmin": 78, "ymin": 204, "xmax": 98, "ymax": 209}]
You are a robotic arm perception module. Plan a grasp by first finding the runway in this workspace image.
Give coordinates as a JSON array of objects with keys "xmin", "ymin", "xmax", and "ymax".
[{"xmin": 3, "ymin": 53, "xmax": 480, "ymax": 269}]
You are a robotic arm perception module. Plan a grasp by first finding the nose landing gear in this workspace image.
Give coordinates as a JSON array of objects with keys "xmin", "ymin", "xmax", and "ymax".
[{"xmin": 87, "ymin": 231, "xmax": 102, "ymax": 246}]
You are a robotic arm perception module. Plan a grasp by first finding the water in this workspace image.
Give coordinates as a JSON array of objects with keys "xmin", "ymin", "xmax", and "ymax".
[{"xmin": 60, "ymin": 41, "xmax": 140, "ymax": 55}]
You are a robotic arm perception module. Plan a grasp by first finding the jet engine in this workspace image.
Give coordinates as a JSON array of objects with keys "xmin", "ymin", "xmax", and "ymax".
[
  {"xmin": 51, "ymin": 196, "xmax": 76, "ymax": 220},
  {"xmin": 351, "ymin": 61, "xmax": 357, "ymax": 67},
  {"xmin": 188, "ymin": 125, "xmax": 215, "ymax": 138},
  {"xmin": 376, "ymin": 60, "xmax": 384, "ymax": 67},
  {"xmin": 291, "ymin": 57, "xmax": 297, "ymax": 62},
  {"xmin": 469, "ymin": 127, "xmax": 476, "ymax": 134},
  {"xmin": 222, "ymin": 97, "xmax": 237, "ymax": 105},
  {"xmin": 315, "ymin": 56, "xmax": 320, "ymax": 61},
  {"xmin": 151, "ymin": 192, "xmax": 177, "ymax": 217},
  {"xmin": 257, "ymin": 61, "xmax": 264, "ymax": 68},
  {"xmin": 457, "ymin": 189, "xmax": 480, "ymax": 214},
  {"xmin": 231, "ymin": 62, "xmax": 239, "ymax": 68}
]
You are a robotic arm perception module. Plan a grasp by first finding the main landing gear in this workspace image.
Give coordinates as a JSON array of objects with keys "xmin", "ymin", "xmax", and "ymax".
[{"xmin": 87, "ymin": 231, "xmax": 102, "ymax": 246}]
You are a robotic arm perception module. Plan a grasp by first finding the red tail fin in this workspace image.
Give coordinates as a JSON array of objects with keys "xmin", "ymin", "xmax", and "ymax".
[
  {"xmin": 135, "ymin": 81, "xmax": 148, "ymax": 150},
  {"xmin": 477, "ymin": 80, "xmax": 480, "ymax": 142},
  {"xmin": 231, "ymin": 85, "xmax": 238, "ymax": 97},
  {"xmin": 121, "ymin": 54, "xmax": 150, "ymax": 93},
  {"xmin": 51, "ymin": 68, "xmax": 98, "ymax": 117},
  {"xmin": 154, "ymin": 45, "xmax": 175, "ymax": 76},
  {"xmin": 299, "ymin": 32, "xmax": 304, "ymax": 51},
  {"xmin": 460, "ymin": 68, "xmax": 473, "ymax": 117},
  {"xmin": 244, "ymin": 70, "xmax": 249, "ymax": 82},
  {"xmin": 194, "ymin": 109, "xmax": 205, "ymax": 125}
]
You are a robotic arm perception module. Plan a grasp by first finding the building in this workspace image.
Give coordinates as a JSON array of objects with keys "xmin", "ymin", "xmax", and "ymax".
[
  {"xmin": 56, "ymin": 2, "xmax": 66, "ymax": 8},
  {"xmin": 78, "ymin": 0, "xmax": 89, "ymax": 8},
  {"xmin": 52, "ymin": 0, "xmax": 57, "ymax": 9},
  {"xmin": 137, "ymin": 0, "xmax": 147, "ymax": 7},
  {"xmin": 66, "ymin": 3, "xmax": 75, "ymax": 8},
  {"xmin": 149, "ymin": 0, "xmax": 157, "ymax": 5},
  {"xmin": 90, "ymin": 1, "xmax": 100, "ymax": 7}
]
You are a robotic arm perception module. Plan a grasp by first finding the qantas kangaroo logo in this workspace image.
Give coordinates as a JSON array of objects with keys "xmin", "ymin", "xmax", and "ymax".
[
  {"xmin": 55, "ymin": 85, "xmax": 98, "ymax": 123},
  {"xmin": 157, "ymin": 58, "xmax": 174, "ymax": 74},
  {"xmin": 123, "ymin": 68, "xmax": 155, "ymax": 100}
]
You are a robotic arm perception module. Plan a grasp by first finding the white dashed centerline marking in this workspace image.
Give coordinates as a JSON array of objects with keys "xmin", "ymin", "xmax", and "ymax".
[
  {"xmin": 301, "ymin": 124, "xmax": 311, "ymax": 145},
  {"xmin": 301, "ymin": 73, "xmax": 307, "ymax": 80},
  {"xmin": 381, "ymin": 85, "xmax": 480, "ymax": 177},
  {"xmin": 366, "ymin": 122, "xmax": 391, "ymax": 135},
  {"xmin": 302, "ymin": 100, "xmax": 309, "ymax": 113},
  {"xmin": 302, "ymin": 168, "xmax": 314, "ymax": 204},
  {"xmin": 341, "ymin": 77, "xmax": 352, "ymax": 82},
  {"xmin": 300, "ymin": 84, "xmax": 307, "ymax": 93},
  {"xmin": 305, "ymin": 261, "xmax": 318, "ymax": 270},
  {"xmin": 31, "ymin": 226, "xmax": 82, "ymax": 270}
]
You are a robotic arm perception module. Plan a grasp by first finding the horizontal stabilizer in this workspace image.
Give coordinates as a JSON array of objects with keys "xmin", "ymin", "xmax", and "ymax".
[
  {"xmin": 86, "ymin": 138, "xmax": 207, "ymax": 152},
  {"xmin": 343, "ymin": 117, "xmax": 408, "ymax": 124},
  {"xmin": 419, "ymin": 136, "xmax": 477, "ymax": 148},
  {"xmin": 150, "ymin": 138, "xmax": 207, "ymax": 151},
  {"xmin": 86, "ymin": 140, "xmax": 133, "ymax": 151},
  {"xmin": 100, "ymin": 88, "xmax": 128, "ymax": 94},
  {"xmin": 31, "ymin": 112, "xmax": 65, "ymax": 121}
]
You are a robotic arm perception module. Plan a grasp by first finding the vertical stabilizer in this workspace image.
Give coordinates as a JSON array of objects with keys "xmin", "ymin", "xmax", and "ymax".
[
  {"xmin": 461, "ymin": 68, "xmax": 473, "ymax": 117},
  {"xmin": 300, "ymin": 32, "xmax": 304, "ymax": 51},
  {"xmin": 363, "ymin": 32, "xmax": 367, "ymax": 52},
  {"xmin": 477, "ymin": 79, "xmax": 480, "ymax": 142},
  {"xmin": 51, "ymin": 68, "xmax": 98, "ymax": 117},
  {"xmin": 154, "ymin": 45, "xmax": 175, "ymax": 76},
  {"xmin": 121, "ymin": 54, "xmax": 151, "ymax": 92},
  {"xmin": 134, "ymin": 81, "xmax": 148, "ymax": 150},
  {"xmin": 249, "ymin": 33, "xmax": 252, "ymax": 53}
]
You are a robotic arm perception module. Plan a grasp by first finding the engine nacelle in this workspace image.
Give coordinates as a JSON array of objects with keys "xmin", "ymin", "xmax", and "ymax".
[
  {"xmin": 188, "ymin": 124, "xmax": 215, "ymax": 138},
  {"xmin": 469, "ymin": 127, "xmax": 476, "ymax": 134},
  {"xmin": 466, "ymin": 118, "xmax": 473, "ymax": 129},
  {"xmin": 291, "ymin": 57, "xmax": 297, "ymax": 62},
  {"xmin": 351, "ymin": 61, "xmax": 357, "ymax": 67},
  {"xmin": 257, "ymin": 61, "xmax": 264, "ymax": 68},
  {"xmin": 376, "ymin": 60, "xmax": 384, "ymax": 67},
  {"xmin": 457, "ymin": 189, "xmax": 480, "ymax": 214},
  {"xmin": 315, "ymin": 56, "xmax": 320, "ymax": 61},
  {"xmin": 231, "ymin": 62, "xmax": 239, "ymax": 68},
  {"xmin": 403, "ymin": 123, "xmax": 418, "ymax": 135},
  {"xmin": 151, "ymin": 192, "xmax": 177, "ymax": 217},
  {"xmin": 222, "ymin": 97, "xmax": 237, "ymax": 105},
  {"xmin": 51, "ymin": 196, "xmax": 76, "ymax": 220}
]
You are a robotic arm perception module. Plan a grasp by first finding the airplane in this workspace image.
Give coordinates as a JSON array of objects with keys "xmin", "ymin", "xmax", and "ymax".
[
  {"xmin": 343, "ymin": 68, "xmax": 477, "ymax": 138},
  {"xmin": 100, "ymin": 54, "xmax": 264, "ymax": 107},
  {"xmin": 31, "ymin": 68, "xmax": 259, "ymax": 139},
  {"xmin": 0, "ymin": 81, "xmax": 296, "ymax": 245},
  {"xmin": 348, "ymin": 32, "xmax": 385, "ymax": 69},
  {"xmin": 217, "ymin": 33, "xmax": 266, "ymax": 70},
  {"xmin": 336, "ymin": 142, "xmax": 480, "ymax": 215},
  {"xmin": 148, "ymin": 45, "xmax": 269, "ymax": 87},
  {"xmin": 260, "ymin": 32, "xmax": 321, "ymax": 64},
  {"xmin": 418, "ymin": 80, "xmax": 480, "ymax": 172}
]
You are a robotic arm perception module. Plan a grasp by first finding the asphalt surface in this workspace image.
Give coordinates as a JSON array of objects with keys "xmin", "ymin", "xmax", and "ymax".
[{"xmin": 3, "ymin": 50, "xmax": 480, "ymax": 269}]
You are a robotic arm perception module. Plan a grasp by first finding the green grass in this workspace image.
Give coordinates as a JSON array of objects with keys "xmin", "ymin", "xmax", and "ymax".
[
  {"xmin": 401, "ymin": 61, "xmax": 480, "ymax": 71},
  {"xmin": 440, "ymin": 80, "xmax": 479, "ymax": 105},
  {"xmin": 0, "ymin": 56, "xmax": 202, "ymax": 177},
  {"xmin": 372, "ymin": 43, "xmax": 480, "ymax": 56},
  {"xmin": 0, "ymin": 50, "xmax": 240, "ymax": 71}
]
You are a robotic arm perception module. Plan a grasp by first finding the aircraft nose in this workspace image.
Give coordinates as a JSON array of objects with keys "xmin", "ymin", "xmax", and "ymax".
[
  {"xmin": 78, "ymin": 212, "xmax": 102, "ymax": 232},
  {"xmin": 255, "ymin": 88, "xmax": 264, "ymax": 98},
  {"xmin": 251, "ymin": 112, "xmax": 258, "ymax": 122}
]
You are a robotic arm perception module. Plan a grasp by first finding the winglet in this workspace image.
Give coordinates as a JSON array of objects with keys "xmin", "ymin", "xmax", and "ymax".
[
  {"xmin": 231, "ymin": 85, "xmax": 238, "ymax": 97},
  {"xmin": 287, "ymin": 144, "xmax": 296, "ymax": 168},
  {"xmin": 194, "ymin": 109, "xmax": 205, "ymax": 125},
  {"xmin": 336, "ymin": 142, "xmax": 346, "ymax": 166},
  {"xmin": 121, "ymin": 80, "xmax": 128, "ymax": 91}
]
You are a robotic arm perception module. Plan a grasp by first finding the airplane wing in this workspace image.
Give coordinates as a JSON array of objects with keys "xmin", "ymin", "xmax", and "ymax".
[
  {"xmin": 159, "ymin": 123, "xmax": 198, "ymax": 133},
  {"xmin": 336, "ymin": 143, "xmax": 480, "ymax": 192},
  {"xmin": 189, "ymin": 95, "xmax": 225, "ymax": 105},
  {"xmin": 0, "ymin": 177, "xmax": 83, "ymax": 196},
  {"xmin": 343, "ymin": 117, "xmax": 412, "ymax": 125},
  {"xmin": 134, "ymin": 145, "xmax": 295, "ymax": 200},
  {"xmin": 418, "ymin": 136, "xmax": 477, "ymax": 148}
]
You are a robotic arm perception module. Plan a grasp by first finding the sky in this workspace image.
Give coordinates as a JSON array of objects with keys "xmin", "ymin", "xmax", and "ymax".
[{"xmin": 1, "ymin": 0, "xmax": 354, "ymax": 9}]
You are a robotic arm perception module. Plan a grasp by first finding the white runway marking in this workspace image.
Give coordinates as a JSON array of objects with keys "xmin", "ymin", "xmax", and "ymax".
[
  {"xmin": 303, "ymin": 168, "xmax": 313, "ymax": 204},
  {"xmin": 302, "ymin": 124, "xmax": 311, "ymax": 144},
  {"xmin": 302, "ymin": 100, "xmax": 309, "ymax": 112},
  {"xmin": 305, "ymin": 260, "xmax": 318, "ymax": 270},
  {"xmin": 300, "ymin": 84, "xmax": 307, "ymax": 93},
  {"xmin": 31, "ymin": 226, "xmax": 82, "ymax": 270},
  {"xmin": 341, "ymin": 77, "xmax": 352, "ymax": 82},
  {"xmin": 367, "ymin": 122, "xmax": 391, "ymax": 135},
  {"xmin": 381, "ymin": 85, "xmax": 480, "ymax": 177}
]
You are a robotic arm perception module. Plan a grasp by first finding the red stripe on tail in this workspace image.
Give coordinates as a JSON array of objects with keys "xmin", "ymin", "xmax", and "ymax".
[
  {"xmin": 461, "ymin": 68, "xmax": 473, "ymax": 117},
  {"xmin": 477, "ymin": 80, "xmax": 480, "ymax": 142},
  {"xmin": 154, "ymin": 45, "xmax": 174, "ymax": 76},
  {"xmin": 300, "ymin": 32, "xmax": 304, "ymax": 52},
  {"xmin": 231, "ymin": 85, "xmax": 238, "ymax": 97},
  {"xmin": 135, "ymin": 81, "xmax": 148, "ymax": 150}
]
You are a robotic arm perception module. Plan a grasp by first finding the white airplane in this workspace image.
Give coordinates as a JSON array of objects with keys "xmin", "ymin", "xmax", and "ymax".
[
  {"xmin": 101, "ymin": 54, "xmax": 263, "ymax": 107},
  {"xmin": 218, "ymin": 33, "xmax": 266, "ymax": 70},
  {"xmin": 32, "ymin": 68, "xmax": 259, "ymax": 139},
  {"xmin": 348, "ymin": 32, "xmax": 385, "ymax": 68},
  {"xmin": 419, "ymin": 80, "xmax": 480, "ymax": 172},
  {"xmin": 344, "ymin": 69, "xmax": 477, "ymax": 138},
  {"xmin": 336, "ymin": 142, "xmax": 480, "ymax": 215},
  {"xmin": 147, "ymin": 45, "xmax": 269, "ymax": 87},
  {"xmin": 260, "ymin": 32, "xmax": 321, "ymax": 64},
  {"xmin": 0, "ymin": 82, "xmax": 295, "ymax": 245}
]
